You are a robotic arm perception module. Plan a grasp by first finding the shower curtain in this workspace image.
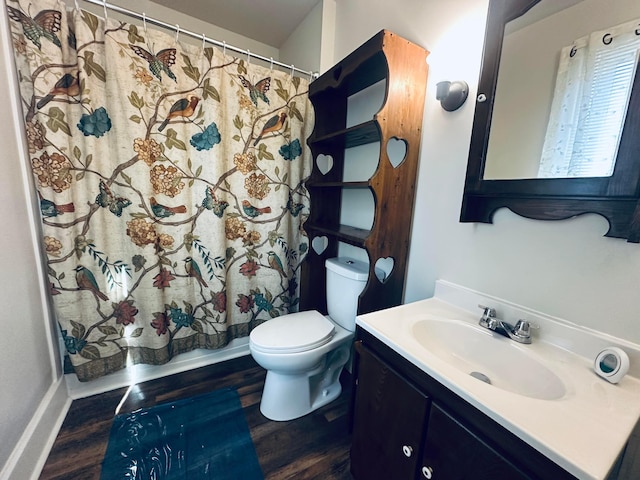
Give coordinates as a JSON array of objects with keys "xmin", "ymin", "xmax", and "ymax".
[{"xmin": 7, "ymin": 0, "xmax": 313, "ymax": 381}]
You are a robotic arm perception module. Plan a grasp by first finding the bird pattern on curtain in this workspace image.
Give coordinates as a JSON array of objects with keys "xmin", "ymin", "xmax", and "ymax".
[{"xmin": 7, "ymin": 0, "xmax": 313, "ymax": 381}]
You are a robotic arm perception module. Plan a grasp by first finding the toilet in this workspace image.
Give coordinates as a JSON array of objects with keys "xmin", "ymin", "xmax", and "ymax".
[{"xmin": 249, "ymin": 257, "xmax": 376, "ymax": 421}]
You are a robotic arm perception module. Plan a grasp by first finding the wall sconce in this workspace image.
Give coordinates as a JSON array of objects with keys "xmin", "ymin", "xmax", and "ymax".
[{"xmin": 435, "ymin": 80, "xmax": 469, "ymax": 111}]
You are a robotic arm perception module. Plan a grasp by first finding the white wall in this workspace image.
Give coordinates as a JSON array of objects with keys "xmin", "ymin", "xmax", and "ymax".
[
  {"xmin": 318, "ymin": 0, "xmax": 337, "ymax": 74},
  {"xmin": 280, "ymin": 0, "xmax": 323, "ymax": 74},
  {"xmin": 279, "ymin": 0, "xmax": 337, "ymax": 75},
  {"xmin": 280, "ymin": 0, "xmax": 336, "ymax": 74},
  {"xmin": 333, "ymin": 0, "xmax": 640, "ymax": 345}
]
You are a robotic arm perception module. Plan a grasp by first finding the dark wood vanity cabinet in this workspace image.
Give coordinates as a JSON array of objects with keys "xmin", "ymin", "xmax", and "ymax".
[
  {"xmin": 351, "ymin": 330, "xmax": 578, "ymax": 480},
  {"xmin": 421, "ymin": 403, "xmax": 529, "ymax": 480},
  {"xmin": 351, "ymin": 339, "xmax": 430, "ymax": 479}
]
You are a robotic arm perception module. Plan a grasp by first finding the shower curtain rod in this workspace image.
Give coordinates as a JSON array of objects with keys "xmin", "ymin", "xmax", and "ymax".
[{"xmin": 79, "ymin": 0, "xmax": 319, "ymax": 79}]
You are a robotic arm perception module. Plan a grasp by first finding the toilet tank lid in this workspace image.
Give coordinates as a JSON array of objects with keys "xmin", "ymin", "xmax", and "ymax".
[{"xmin": 325, "ymin": 257, "xmax": 383, "ymax": 282}]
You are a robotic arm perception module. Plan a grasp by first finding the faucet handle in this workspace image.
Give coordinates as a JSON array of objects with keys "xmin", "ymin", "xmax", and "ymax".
[
  {"xmin": 513, "ymin": 319, "xmax": 538, "ymax": 341},
  {"xmin": 478, "ymin": 305, "xmax": 498, "ymax": 330},
  {"xmin": 478, "ymin": 304, "xmax": 496, "ymax": 318}
]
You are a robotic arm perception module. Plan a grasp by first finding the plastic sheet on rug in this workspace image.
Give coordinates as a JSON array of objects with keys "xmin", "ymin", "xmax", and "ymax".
[{"xmin": 100, "ymin": 387, "xmax": 264, "ymax": 479}]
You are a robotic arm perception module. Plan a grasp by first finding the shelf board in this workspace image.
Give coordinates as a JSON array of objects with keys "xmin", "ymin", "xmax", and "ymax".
[
  {"xmin": 309, "ymin": 120, "xmax": 380, "ymax": 150},
  {"xmin": 305, "ymin": 222, "xmax": 370, "ymax": 247}
]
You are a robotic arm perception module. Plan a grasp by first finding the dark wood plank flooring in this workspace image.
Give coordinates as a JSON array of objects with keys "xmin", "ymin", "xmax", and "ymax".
[{"xmin": 40, "ymin": 355, "xmax": 353, "ymax": 479}]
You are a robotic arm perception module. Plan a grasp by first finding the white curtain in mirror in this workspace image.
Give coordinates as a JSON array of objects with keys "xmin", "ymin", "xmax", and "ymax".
[{"xmin": 538, "ymin": 18, "xmax": 640, "ymax": 178}]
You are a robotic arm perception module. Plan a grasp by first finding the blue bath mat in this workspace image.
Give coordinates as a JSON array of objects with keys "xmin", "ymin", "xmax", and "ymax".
[{"xmin": 100, "ymin": 387, "xmax": 263, "ymax": 480}]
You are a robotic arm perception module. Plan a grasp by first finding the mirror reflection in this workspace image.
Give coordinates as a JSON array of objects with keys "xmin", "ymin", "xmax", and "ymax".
[{"xmin": 483, "ymin": 0, "xmax": 640, "ymax": 180}]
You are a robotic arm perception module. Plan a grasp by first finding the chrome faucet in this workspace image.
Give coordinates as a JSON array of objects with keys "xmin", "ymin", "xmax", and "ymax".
[{"xmin": 478, "ymin": 305, "xmax": 535, "ymax": 344}]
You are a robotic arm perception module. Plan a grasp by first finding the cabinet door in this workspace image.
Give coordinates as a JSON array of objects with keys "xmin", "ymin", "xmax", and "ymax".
[
  {"xmin": 351, "ymin": 343, "xmax": 430, "ymax": 480},
  {"xmin": 420, "ymin": 403, "xmax": 531, "ymax": 480}
]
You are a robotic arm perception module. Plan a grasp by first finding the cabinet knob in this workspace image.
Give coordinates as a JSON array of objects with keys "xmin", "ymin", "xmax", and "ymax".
[
  {"xmin": 422, "ymin": 465, "xmax": 433, "ymax": 479},
  {"xmin": 402, "ymin": 445, "xmax": 413, "ymax": 457}
]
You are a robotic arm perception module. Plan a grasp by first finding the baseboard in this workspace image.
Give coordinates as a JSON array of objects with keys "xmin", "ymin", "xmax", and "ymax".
[
  {"xmin": 0, "ymin": 378, "xmax": 71, "ymax": 480},
  {"xmin": 66, "ymin": 338, "xmax": 251, "ymax": 399}
]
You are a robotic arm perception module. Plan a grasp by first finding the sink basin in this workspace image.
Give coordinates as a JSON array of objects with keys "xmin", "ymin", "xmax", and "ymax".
[{"xmin": 412, "ymin": 318, "xmax": 566, "ymax": 400}]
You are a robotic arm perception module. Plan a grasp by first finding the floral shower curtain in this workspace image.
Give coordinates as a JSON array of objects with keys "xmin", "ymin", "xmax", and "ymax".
[{"xmin": 7, "ymin": 0, "xmax": 313, "ymax": 381}]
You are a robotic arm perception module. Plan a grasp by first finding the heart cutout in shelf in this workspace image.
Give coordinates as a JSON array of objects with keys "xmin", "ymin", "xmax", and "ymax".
[
  {"xmin": 312, "ymin": 235, "xmax": 329, "ymax": 255},
  {"xmin": 386, "ymin": 137, "xmax": 407, "ymax": 169},
  {"xmin": 375, "ymin": 256, "xmax": 394, "ymax": 283},
  {"xmin": 316, "ymin": 154, "xmax": 334, "ymax": 175}
]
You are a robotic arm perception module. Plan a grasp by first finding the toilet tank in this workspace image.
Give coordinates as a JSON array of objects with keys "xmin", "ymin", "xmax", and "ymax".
[{"xmin": 325, "ymin": 257, "xmax": 372, "ymax": 332}]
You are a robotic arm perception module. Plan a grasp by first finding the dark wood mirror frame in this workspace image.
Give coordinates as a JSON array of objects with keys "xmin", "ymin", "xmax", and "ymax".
[{"xmin": 460, "ymin": 0, "xmax": 640, "ymax": 242}]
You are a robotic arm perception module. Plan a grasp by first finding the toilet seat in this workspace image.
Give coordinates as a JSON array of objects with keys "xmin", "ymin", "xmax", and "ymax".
[{"xmin": 250, "ymin": 310, "xmax": 335, "ymax": 354}]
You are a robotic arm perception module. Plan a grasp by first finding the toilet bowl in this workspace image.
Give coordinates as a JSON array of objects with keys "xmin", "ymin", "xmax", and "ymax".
[
  {"xmin": 249, "ymin": 257, "xmax": 375, "ymax": 421},
  {"xmin": 250, "ymin": 310, "xmax": 353, "ymax": 421}
]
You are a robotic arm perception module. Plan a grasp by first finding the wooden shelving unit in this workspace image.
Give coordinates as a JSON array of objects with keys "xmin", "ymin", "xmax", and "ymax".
[{"xmin": 300, "ymin": 30, "xmax": 429, "ymax": 315}]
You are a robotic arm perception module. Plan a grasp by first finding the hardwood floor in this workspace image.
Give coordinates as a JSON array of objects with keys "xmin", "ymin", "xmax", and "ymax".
[{"xmin": 40, "ymin": 355, "xmax": 353, "ymax": 479}]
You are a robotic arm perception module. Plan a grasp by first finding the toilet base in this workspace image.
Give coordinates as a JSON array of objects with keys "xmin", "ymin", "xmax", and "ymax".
[{"xmin": 259, "ymin": 343, "xmax": 351, "ymax": 421}]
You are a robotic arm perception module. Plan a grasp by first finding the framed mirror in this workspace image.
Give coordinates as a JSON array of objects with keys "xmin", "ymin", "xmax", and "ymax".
[{"xmin": 460, "ymin": 0, "xmax": 640, "ymax": 242}]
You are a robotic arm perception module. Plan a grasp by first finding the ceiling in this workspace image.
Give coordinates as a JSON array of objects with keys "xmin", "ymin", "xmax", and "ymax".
[{"xmin": 150, "ymin": 0, "xmax": 321, "ymax": 48}]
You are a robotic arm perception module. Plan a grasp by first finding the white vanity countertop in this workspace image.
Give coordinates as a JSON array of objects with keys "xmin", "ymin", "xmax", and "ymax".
[{"xmin": 356, "ymin": 282, "xmax": 640, "ymax": 480}]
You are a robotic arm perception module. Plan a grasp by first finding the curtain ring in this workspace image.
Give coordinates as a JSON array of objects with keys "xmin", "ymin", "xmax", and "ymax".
[
  {"xmin": 290, "ymin": 64, "xmax": 295, "ymax": 78},
  {"xmin": 201, "ymin": 33, "xmax": 206, "ymax": 51},
  {"xmin": 74, "ymin": 0, "xmax": 79, "ymax": 10},
  {"xmin": 102, "ymin": 0, "xmax": 108, "ymax": 20},
  {"xmin": 246, "ymin": 49, "xmax": 251, "ymax": 64},
  {"xmin": 142, "ymin": 12, "xmax": 147, "ymax": 33},
  {"xmin": 269, "ymin": 57, "xmax": 274, "ymax": 71},
  {"xmin": 569, "ymin": 45, "xmax": 577, "ymax": 58},
  {"xmin": 602, "ymin": 33, "xmax": 612, "ymax": 45},
  {"xmin": 635, "ymin": 25, "xmax": 640, "ymax": 36},
  {"xmin": 222, "ymin": 41, "xmax": 226, "ymax": 56},
  {"xmin": 175, "ymin": 24, "xmax": 180, "ymax": 43}
]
